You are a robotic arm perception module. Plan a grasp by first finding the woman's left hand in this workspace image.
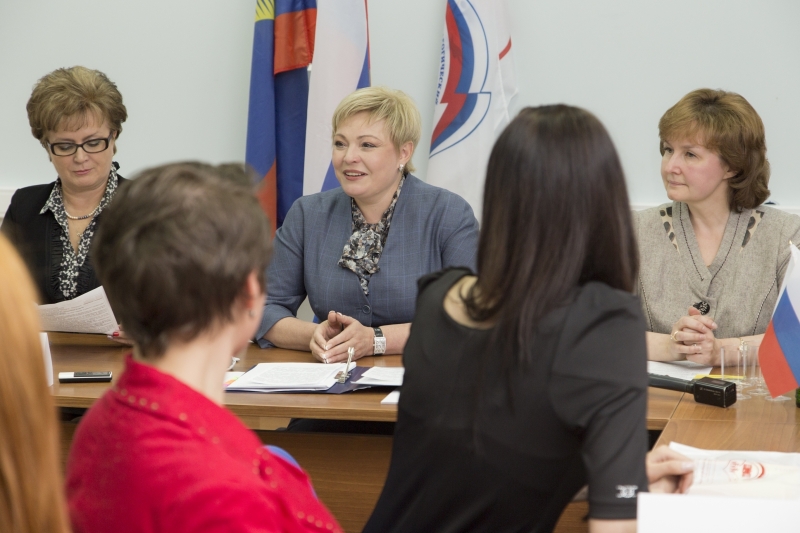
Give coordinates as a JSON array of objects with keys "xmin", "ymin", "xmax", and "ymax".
[{"xmin": 311, "ymin": 311, "xmax": 374, "ymax": 364}]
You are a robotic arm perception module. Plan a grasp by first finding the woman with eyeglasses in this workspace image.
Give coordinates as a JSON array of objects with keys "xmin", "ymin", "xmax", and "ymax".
[{"xmin": 1, "ymin": 66, "xmax": 127, "ymax": 303}]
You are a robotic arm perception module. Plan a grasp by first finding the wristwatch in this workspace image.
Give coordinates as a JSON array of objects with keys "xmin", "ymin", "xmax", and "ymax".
[{"xmin": 373, "ymin": 327, "xmax": 386, "ymax": 355}]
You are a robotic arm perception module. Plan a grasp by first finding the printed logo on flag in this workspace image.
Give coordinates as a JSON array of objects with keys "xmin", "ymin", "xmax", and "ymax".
[
  {"xmin": 426, "ymin": 0, "xmax": 517, "ymax": 221},
  {"xmin": 430, "ymin": 0, "xmax": 491, "ymax": 157}
]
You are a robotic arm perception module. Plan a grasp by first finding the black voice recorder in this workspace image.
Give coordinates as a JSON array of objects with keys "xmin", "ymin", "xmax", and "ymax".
[{"xmin": 648, "ymin": 374, "xmax": 736, "ymax": 408}]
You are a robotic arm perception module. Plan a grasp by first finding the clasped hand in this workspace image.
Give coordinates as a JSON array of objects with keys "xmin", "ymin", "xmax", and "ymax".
[
  {"xmin": 668, "ymin": 307, "xmax": 719, "ymax": 365},
  {"xmin": 310, "ymin": 310, "xmax": 373, "ymax": 364}
]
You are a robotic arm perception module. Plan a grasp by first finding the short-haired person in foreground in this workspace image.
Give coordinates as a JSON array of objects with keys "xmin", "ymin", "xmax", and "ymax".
[
  {"xmin": 65, "ymin": 163, "xmax": 340, "ymax": 533},
  {"xmin": 258, "ymin": 86, "xmax": 479, "ymax": 362},
  {"xmin": 0, "ymin": 235, "xmax": 71, "ymax": 533},
  {"xmin": 636, "ymin": 89, "xmax": 800, "ymax": 363},
  {"xmin": 1, "ymin": 66, "xmax": 127, "ymax": 303},
  {"xmin": 363, "ymin": 106, "xmax": 693, "ymax": 533}
]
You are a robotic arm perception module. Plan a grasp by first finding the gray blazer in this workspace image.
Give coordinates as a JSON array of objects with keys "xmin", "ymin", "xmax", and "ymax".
[{"xmin": 257, "ymin": 175, "xmax": 479, "ymax": 348}]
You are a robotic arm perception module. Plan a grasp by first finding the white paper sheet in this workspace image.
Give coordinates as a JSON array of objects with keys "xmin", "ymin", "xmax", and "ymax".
[
  {"xmin": 40, "ymin": 332, "xmax": 53, "ymax": 386},
  {"xmin": 670, "ymin": 442, "xmax": 800, "ymax": 499},
  {"xmin": 356, "ymin": 367, "xmax": 404, "ymax": 386},
  {"xmin": 638, "ymin": 492, "xmax": 800, "ymax": 533},
  {"xmin": 639, "ymin": 442, "xmax": 800, "ymax": 532},
  {"xmin": 38, "ymin": 287, "xmax": 118, "ymax": 335},
  {"xmin": 381, "ymin": 390, "xmax": 400, "ymax": 405},
  {"xmin": 647, "ymin": 360, "xmax": 712, "ymax": 381}
]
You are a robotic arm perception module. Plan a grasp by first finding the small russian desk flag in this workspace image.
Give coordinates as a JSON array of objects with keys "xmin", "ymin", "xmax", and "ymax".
[{"xmin": 760, "ymin": 243, "xmax": 800, "ymax": 397}]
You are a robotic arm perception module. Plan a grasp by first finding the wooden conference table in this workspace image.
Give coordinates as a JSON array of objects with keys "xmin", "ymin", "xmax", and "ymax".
[{"xmin": 50, "ymin": 333, "xmax": 799, "ymax": 533}]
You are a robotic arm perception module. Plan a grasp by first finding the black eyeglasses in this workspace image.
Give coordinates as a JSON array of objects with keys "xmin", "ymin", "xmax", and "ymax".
[{"xmin": 47, "ymin": 133, "xmax": 114, "ymax": 157}]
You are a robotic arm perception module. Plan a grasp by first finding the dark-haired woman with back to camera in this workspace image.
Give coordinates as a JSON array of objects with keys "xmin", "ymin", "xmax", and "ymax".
[
  {"xmin": 363, "ymin": 106, "xmax": 693, "ymax": 533},
  {"xmin": 637, "ymin": 89, "xmax": 800, "ymax": 365},
  {"xmin": 1, "ymin": 66, "xmax": 127, "ymax": 304}
]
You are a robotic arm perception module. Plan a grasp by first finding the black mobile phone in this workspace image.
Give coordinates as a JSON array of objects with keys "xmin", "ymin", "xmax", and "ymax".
[{"xmin": 58, "ymin": 371, "xmax": 113, "ymax": 383}]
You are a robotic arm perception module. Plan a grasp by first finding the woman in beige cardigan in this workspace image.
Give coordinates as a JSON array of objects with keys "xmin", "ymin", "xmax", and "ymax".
[{"xmin": 635, "ymin": 88, "xmax": 800, "ymax": 364}]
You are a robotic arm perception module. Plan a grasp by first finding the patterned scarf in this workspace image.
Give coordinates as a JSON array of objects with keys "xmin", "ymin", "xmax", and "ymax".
[{"xmin": 338, "ymin": 176, "xmax": 405, "ymax": 296}]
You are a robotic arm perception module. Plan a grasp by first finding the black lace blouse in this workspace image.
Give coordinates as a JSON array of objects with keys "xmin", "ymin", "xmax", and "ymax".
[{"xmin": 1, "ymin": 163, "xmax": 124, "ymax": 303}]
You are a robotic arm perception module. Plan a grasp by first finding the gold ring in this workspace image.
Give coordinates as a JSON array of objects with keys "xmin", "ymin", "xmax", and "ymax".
[{"xmin": 670, "ymin": 331, "xmax": 679, "ymax": 342}]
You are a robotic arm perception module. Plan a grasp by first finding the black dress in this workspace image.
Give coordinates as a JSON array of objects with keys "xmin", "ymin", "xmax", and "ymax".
[
  {"xmin": 363, "ymin": 268, "xmax": 649, "ymax": 533},
  {"xmin": 1, "ymin": 174, "xmax": 125, "ymax": 304}
]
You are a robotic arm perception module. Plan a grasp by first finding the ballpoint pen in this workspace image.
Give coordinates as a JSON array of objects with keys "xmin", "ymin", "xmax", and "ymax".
[{"xmin": 336, "ymin": 347, "xmax": 355, "ymax": 384}]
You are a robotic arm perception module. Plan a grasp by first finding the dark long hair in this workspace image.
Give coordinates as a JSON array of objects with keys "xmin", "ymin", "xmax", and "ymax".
[{"xmin": 465, "ymin": 105, "xmax": 638, "ymax": 365}]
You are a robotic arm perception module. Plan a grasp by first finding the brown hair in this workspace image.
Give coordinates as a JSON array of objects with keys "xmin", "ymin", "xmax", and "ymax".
[
  {"xmin": 331, "ymin": 86, "xmax": 421, "ymax": 174},
  {"xmin": 92, "ymin": 162, "xmax": 272, "ymax": 358},
  {"xmin": 659, "ymin": 88, "xmax": 770, "ymax": 211},
  {"xmin": 0, "ymin": 235, "xmax": 71, "ymax": 533},
  {"xmin": 27, "ymin": 66, "xmax": 127, "ymax": 150},
  {"xmin": 467, "ymin": 105, "xmax": 638, "ymax": 364}
]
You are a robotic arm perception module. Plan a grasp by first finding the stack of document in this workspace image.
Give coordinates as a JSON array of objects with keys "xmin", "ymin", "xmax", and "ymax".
[{"xmin": 226, "ymin": 362, "xmax": 355, "ymax": 393}]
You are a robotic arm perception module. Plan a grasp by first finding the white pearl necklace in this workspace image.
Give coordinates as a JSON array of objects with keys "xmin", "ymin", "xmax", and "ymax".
[{"xmin": 63, "ymin": 204, "xmax": 100, "ymax": 221}]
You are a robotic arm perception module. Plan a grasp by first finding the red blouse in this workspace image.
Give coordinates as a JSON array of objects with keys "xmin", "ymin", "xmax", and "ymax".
[{"xmin": 66, "ymin": 355, "xmax": 341, "ymax": 533}]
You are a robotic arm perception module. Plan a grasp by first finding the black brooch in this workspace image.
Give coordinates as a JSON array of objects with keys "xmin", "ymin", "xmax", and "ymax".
[{"xmin": 692, "ymin": 301, "xmax": 710, "ymax": 315}]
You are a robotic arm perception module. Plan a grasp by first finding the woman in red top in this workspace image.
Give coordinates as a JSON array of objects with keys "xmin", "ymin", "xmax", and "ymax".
[{"xmin": 65, "ymin": 163, "xmax": 340, "ymax": 533}]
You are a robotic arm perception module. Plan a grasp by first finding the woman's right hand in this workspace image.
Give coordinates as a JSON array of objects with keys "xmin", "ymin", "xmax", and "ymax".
[
  {"xmin": 646, "ymin": 445, "xmax": 694, "ymax": 494},
  {"xmin": 668, "ymin": 307, "xmax": 717, "ymax": 361}
]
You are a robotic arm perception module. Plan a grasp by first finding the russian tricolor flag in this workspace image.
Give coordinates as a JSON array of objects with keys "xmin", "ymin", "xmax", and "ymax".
[
  {"xmin": 760, "ymin": 244, "xmax": 800, "ymax": 397},
  {"xmin": 245, "ymin": 0, "xmax": 369, "ymax": 231}
]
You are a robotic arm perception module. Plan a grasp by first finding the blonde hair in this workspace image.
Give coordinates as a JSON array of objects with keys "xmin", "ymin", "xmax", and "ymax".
[
  {"xmin": 0, "ymin": 235, "xmax": 71, "ymax": 533},
  {"xmin": 27, "ymin": 66, "xmax": 127, "ymax": 150},
  {"xmin": 658, "ymin": 88, "xmax": 770, "ymax": 211},
  {"xmin": 331, "ymin": 86, "xmax": 421, "ymax": 174}
]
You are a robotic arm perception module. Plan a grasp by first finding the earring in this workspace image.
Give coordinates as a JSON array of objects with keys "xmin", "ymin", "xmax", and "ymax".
[
  {"xmin": 398, "ymin": 164, "xmax": 405, "ymax": 174},
  {"xmin": 248, "ymin": 309, "xmax": 255, "ymax": 318}
]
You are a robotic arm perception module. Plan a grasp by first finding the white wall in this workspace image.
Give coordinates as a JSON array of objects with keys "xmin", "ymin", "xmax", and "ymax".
[{"xmin": 2, "ymin": 0, "xmax": 799, "ymax": 217}]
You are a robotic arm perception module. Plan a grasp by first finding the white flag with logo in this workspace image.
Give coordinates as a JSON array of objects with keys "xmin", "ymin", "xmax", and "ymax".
[
  {"xmin": 427, "ymin": 0, "xmax": 518, "ymax": 221},
  {"xmin": 303, "ymin": 0, "xmax": 370, "ymax": 195}
]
